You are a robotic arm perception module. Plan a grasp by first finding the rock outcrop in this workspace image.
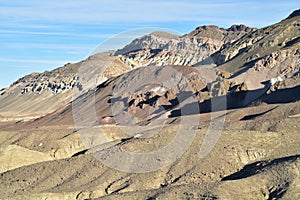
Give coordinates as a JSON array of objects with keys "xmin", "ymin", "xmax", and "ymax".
[
  {"xmin": 115, "ymin": 32, "xmax": 224, "ymax": 66},
  {"xmin": 213, "ymin": 13, "xmax": 300, "ymax": 70},
  {"xmin": 186, "ymin": 24, "xmax": 256, "ymax": 43},
  {"xmin": 115, "ymin": 25, "xmax": 256, "ymax": 67}
]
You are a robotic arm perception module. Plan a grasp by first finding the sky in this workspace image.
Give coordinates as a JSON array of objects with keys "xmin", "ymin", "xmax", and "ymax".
[{"xmin": 0, "ymin": 0, "xmax": 299, "ymax": 89}]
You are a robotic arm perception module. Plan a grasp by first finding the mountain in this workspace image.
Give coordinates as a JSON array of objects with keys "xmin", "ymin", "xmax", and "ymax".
[
  {"xmin": 1, "ymin": 14, "xmax": 297, "ymax": 122},
  {"xmin": 205, "ymin": 12, "xmax": 300, "ymax": 103},
  {"xmin": 0, "ymin": 9, "xmax": 300, "ymax": 200},
  {"xmin": 8, "ymin": 10, "xmax": 299, "ymax": 134},
  {"xmin": 286, "ymin": 8, "xmax": 300, "ymax": 19},
  {"xmin": 115, "ymin": 25, "xmax": 255, "ymax": 67},
  {"xmin": 0, "ymin": 25, "xmax": 255, "ymax": 121},
  {"xmin": 213, "ymin": 12, "xmax": 300, "ymax": 73},
  {"xmin": 185, "ymin": 24, "xmax": 256, "ymax": 43},
  {"xmin": 0, "ymin": 52, "xmax": 131, "ymax": 120}
]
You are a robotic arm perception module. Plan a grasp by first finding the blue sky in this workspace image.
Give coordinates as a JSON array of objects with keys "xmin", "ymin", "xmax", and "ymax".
[{"xmin": 0, "ymin": 0, "xmax": 298, "ymax": 88}]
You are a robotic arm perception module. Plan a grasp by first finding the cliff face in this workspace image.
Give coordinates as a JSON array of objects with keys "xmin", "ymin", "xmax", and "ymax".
[
  {"xmin": 114, "ymin": 32, "xmax": 223, "ymax": 66},
  {"xmin": 115, "ymin": 25, "xmax": 255, "ymax": 67}
]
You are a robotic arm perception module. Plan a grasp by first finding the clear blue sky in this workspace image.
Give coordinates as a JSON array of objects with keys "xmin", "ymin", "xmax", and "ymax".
[{"xmin": 0, "ymin": 0, "xmax": 298, "ymax": 88}]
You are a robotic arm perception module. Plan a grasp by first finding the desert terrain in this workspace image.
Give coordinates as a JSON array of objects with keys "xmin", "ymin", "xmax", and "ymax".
[{"xmin": 0, "ymin": 9, "xmax": 299, "ymax": 200}]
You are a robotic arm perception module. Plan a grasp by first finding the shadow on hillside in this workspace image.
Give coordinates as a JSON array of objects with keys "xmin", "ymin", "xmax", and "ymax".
[
  {"xmin": 240, "ymin": 106, "xmax": 278, "ymax": 120},
  {"xmin": 169, "ymin": 85, "xmax": 300, "ymax": 117},
  {"xmin": 221, "ymin": 154, "xmax": 300, "ymax": 181}
]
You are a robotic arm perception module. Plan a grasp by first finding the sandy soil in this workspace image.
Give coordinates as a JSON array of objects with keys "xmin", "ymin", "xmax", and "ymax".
[{"xmin": 0, "ymin": 100, "xmax": 299, "ymax": 199}]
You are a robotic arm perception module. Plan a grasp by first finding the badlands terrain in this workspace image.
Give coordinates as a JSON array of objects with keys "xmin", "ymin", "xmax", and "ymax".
[{"xmin": 0, "ymin": 10, "xmax": 300, "ymax": 200}]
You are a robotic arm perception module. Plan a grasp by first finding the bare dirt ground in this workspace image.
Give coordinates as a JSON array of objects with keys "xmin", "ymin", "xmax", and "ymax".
[{"xmin": 0, "ymin": 101, "xmax": 299, "ymax": 200}]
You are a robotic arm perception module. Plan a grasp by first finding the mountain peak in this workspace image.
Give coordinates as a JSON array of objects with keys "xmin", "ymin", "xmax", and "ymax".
[
  {"xmin": 185, "ymin": 24, "xmax": 256, "ymax": 44},
  {"xmin": 286, "ymin": 9, "xmax": 300, "ymax": 19},
  {"xmin": 149, "ymin": 31, "xmax": 179, "ymax": 39},
  {"xmin": 227, "ymin": 24, "xmax": 255, "ymax": 32}
]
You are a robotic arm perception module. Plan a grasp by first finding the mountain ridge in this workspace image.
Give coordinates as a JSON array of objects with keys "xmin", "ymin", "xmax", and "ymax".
[
  {"xmin": 0, "ymin": 10, "xmax": 299, "ymax": 121},
  {"xmin": 1, "ymin": 9, "xmax": 300, "ymax": 200}
]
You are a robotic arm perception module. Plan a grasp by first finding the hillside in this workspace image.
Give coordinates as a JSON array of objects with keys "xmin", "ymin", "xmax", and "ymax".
[
  {"xmin": 0, "ymin": 24, "xmax": 255, "ymax": 120},
  {"xmin": 0, "ymin": 9, "xmax": 300, "ymax": 200}
]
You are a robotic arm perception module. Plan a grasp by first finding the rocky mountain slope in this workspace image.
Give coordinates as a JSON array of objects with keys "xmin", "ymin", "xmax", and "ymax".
[
  {"xmin": 0, "ymin": 24, "xmax": 255, "ymax": 120},
  {"xmin": 213, "ymin": 10, "xmax": 300, "ymax": 73},
  {"xmin": 185, "ymin": 24, "xmax": 256, "ymax": 43},
  {"xmin": 116, "ymin": 25, "xmax": 255, "ymax": 67},
  {"xmin": 0, "ymin": 11, "xmax": 299, "ymax": 124},
  {"xmin": 0, "ymin": 9, "xmax": 300, "ymax": 200},
  {"xmin": 0, "ymin": 53, "xmax": 130, "ymax": 120}
]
